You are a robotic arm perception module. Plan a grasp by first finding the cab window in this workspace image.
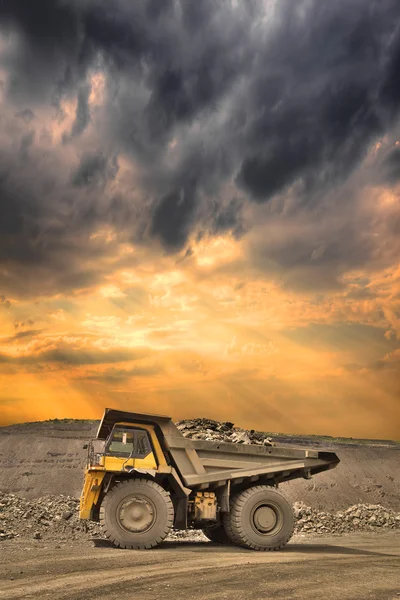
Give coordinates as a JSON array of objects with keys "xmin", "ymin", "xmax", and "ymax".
[
  {"xmin": 135, "ymin": 430, "xmax": 152, "ymax": 458},
  {"xmin": 106, "ymin": 426, "xmax": 152, "ymax": 459}
]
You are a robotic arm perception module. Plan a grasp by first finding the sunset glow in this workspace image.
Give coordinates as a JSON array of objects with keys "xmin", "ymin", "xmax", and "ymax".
[{"xmin": 0, "ymin": 1, "xmax": 399, "ymax": 439}]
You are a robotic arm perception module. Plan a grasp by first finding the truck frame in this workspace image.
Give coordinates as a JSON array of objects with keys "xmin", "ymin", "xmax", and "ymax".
[{"xmin": 80, "ymin": 408, "xmax": 340, "ymax": 551}]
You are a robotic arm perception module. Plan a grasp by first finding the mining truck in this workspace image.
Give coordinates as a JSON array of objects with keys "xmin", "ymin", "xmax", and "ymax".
[{"xmin": 80, "ymin": 408, "xmax": 339, "ymax": 551}]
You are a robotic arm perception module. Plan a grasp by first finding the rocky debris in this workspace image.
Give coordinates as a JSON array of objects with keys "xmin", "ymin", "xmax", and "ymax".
[
  {"xmin": 166, "ymin": 529, "xmax": 207, "ymax": 543},
  {"xmin": 294, "ymin": 501, "xmax": 400, "ymax": 535},
  {"xmin": 0, "ymin": 491, "xmax": 399, "ymax": 544},
  {"xmin": 176, "ymin": 418, "xmax": 274, "ymax": 446},
  {"xmin": 0, "ymin": 492, "xmax": 101, "ymax": 542}
]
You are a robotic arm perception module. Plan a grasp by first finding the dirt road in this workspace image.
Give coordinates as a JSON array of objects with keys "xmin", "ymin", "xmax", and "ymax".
[{"xmin": 0, "ymin": 533, "xmax": 398, "ymax": 600}]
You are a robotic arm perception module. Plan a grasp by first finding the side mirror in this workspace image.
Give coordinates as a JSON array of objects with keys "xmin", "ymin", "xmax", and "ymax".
[{"xmin": 82, "ymin": 444, "xmax": 88, "ymax": 450}]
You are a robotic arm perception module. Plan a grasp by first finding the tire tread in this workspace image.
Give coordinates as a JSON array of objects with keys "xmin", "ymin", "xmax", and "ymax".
[
  {"xmin": 99, "ymin": 478, "xmax": 174, "ymax": 549},
  {"xmin": 225, "ymin": 486, "xmax": 294, "ymax": 551}
]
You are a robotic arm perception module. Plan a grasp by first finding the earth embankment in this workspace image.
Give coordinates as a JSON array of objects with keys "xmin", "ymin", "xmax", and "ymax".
[{"xmin": 0, "ymin": 419, "xmax": 399, "ymax": 510}]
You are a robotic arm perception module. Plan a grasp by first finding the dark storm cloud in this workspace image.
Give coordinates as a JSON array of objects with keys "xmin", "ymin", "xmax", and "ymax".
[
  {"xmin": 0, "ymin": 0, "xmax": 254, "ymax": 259},
  {"xmin": 211, "ymin": 197, "xmax": 245, "ymax": 238},
  {"xmin": 382, "ymin": 147, "xmax": 400, "ymax": 183},
  {"xmin": 71, "ymin": 151, "xmax": 119, "ymax": 187},
  {"xmin": 151, "ymin": 185, "xmax": 197, "ymax": 250},
  {"xmin": 80, "ymin": 364, "xmax": 164, "ymax": 383},
  {"xmin": 1, "ymin": 329, "xmax": 43, "ymax": 343},
  {"xmin": 0, "ymin": 345, "xmax": 146, "ymax": 366},
  {"xmin": 14, "ymin": 319, "xmax": 35, "ymax": 329},
  {"xmin": 64, "ymin": 83, "xmax": 92, "ymax": 141},
  {"xmin": 0, "ymin": 296, "xmax": 11, "ymax": 309},
  {"xmin": 1, "ymin": 0, "xmax": 400, "ymax": 293},
  {"xmin": 249, "ymin": 198, "xmax": 389, "ymax": 292},
  {"xmin": 372, "ymin": 349, "xmax": 400, "ymax": 371},
  {"xmin": 14, "ymin": 108, "xmax": 35, "ymax": 123},
  {"xmin": 235, "ymin": 1, "xmax": 400, "ymax": 203},
  {"xmin": 0, "ymin": 0, "xmax": 84, "ymax": 105},
  {"xmin": 18, "ymin": 130, "xmax": 35, "ymax": 159},
  {"xmin": 40, "ymin": 347, "xmax": 136, "ymax": 365},
  {"xmin": 284, "ymin": 323, "xmax": 399, "ymax": 365}
]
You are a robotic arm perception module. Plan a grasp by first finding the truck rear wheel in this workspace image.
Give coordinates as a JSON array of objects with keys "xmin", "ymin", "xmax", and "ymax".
[
  {"xmin": 100, "ymin": 478, "xmax": 174, "ymax": 549},
  {"xmin": 223, "ymin": 487, "xmax": 294, "ymax": 551},
  {"xmin": 202, "ymin": 523, "xmax": 232, "ymax": 544}
]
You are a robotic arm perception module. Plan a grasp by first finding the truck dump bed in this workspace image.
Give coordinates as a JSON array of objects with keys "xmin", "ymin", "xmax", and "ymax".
[
  {"xmin": 180, "ymin": 439, "xmax": 338, "ymax": 488},
  {"xmin": 97, "ymin": 408, "xmax": 340, "ymax": 490}
]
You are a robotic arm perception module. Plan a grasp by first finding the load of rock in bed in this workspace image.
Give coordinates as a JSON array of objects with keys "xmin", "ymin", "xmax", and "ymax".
[
  {"xmin": 0, "ymin": 492, "xmax": 399, "ymax": 543},
  {"xmin": 175, "ymin": 418, "xmax": 274, "ymax": 445}
]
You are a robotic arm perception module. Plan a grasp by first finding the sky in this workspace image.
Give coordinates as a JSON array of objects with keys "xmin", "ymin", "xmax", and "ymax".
[{"xmin": 0, "ymin": 0, "xmax": 399, "ymax": 439}]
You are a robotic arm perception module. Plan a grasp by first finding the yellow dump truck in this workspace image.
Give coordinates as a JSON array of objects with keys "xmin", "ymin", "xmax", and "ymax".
[{"xmin": 80, "ymin": 408, "xmax": 339, "ymax": 551}]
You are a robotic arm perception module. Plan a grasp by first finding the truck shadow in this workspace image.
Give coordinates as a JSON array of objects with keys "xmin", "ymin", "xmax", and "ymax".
[
  {"xmin": 168, "ymin": 541, "xmax": 399, "ymax": 558},
  {"xmin": 284, "ymin": 543, "xmax": 399, "ymax": 558},
  {"xmin": 91, "ymin": 538, "xmax": 399, "ymax": 558}
]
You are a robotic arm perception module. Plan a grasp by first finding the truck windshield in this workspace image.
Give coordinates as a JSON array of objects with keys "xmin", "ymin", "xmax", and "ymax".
[
  {"xmin": 108, "ymin": 427, "xmax": 135, "ymax": 456},
  {"xmin": 106, "ymin": 426, "xmax": 152, "ymax": 458}
]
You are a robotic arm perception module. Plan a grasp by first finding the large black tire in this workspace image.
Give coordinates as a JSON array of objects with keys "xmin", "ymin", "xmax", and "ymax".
[
  {"xmin": 202, "ymin": 523, "xmax": 232, "ymax": 544},
  {"xmin": 99, "ymin": 479, "xmax": 174, "ymax": 549},
  {"xmin": 222, "ymin": 491, "xmax": 245, "ymax": 547},
  {"xmin": 223, "ymin": 487, "xmax": 294, "ymax": 551}
]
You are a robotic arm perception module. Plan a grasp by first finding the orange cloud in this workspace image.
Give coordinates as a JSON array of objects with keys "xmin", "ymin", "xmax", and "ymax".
[{"xmin": 0, "ymin": 231, "xmax": 399, "ymax": 439}]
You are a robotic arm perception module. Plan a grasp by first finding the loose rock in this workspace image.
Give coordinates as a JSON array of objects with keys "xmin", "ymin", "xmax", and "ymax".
[
  {"xmin": 0, "ymin": 492, "xmax": 102, "ymax": 542},
  {"xmin": 293, "ymin": 501, "xmax": 400, "ymax": 535}
]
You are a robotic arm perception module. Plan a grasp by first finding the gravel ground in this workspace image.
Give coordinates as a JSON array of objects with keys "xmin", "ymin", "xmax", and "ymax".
[{"xmin": 0, "ymin": 532, "xmax": 399, "ymax": 600}]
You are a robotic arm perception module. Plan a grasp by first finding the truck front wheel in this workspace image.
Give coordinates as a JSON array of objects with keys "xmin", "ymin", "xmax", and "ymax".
[
  {"xmin": 223, "ymin": 487, "xmax": 294, "ymax": 551},
  {"xmin": 100, "ymin": 478, "xmax": 174, "ymax": 549}
]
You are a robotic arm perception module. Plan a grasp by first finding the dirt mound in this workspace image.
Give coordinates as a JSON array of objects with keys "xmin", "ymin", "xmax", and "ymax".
[
  {"xmin": 293, "ymin": 501, "xmax": 400, "ymax": 534},
  {"xmin": 0, "ymin": 417, "xmax": 399, "ymax": 511},
  {"xmin": 0, "ymin": 420, "xmax": 97, "ymax": 499},
  {"xmin": 0, "ymin": 492, "xmax": 100, "ymax": 542}
]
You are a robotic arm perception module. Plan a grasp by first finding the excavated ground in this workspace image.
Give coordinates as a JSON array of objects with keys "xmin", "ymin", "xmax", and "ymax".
[
  {"xmin": 0, "ymin": 417, "xmax": 399, "ymax": 598},
  {"xmin": 0, "ymin": 417, "xmax": 399, "ymax": 510}
]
